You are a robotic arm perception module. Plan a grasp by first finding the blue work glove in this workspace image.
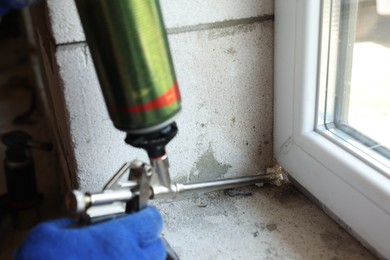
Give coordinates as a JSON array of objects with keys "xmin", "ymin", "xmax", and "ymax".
[
  {"xmin": 14, "ymin": 206, "xmax": 166, "ymax": 260},
  {"xmin": 0, "ymin": 0, "xmax": 39, "ymax": 16}
]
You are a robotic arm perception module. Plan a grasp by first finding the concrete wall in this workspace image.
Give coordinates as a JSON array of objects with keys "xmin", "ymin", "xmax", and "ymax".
[{"xmin": 45, "ymin": 0, "xmax": 274, "ymax": 192}]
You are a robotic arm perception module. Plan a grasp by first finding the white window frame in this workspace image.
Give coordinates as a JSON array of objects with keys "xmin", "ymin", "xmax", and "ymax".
[{"xmin": 274, "ymin": 1, "xmax": 390, "ymax": 258}]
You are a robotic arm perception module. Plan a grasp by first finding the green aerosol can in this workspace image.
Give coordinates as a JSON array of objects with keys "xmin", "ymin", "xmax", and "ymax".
[{"xmin": 75, "ymin": 0, "xmax": 181, "ymax": 135}]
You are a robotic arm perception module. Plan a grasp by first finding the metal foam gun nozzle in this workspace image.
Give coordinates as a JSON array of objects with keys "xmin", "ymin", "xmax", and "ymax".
[{"xmin": 66, "ymin": 159, "xmax": 288, "ymax": 223}]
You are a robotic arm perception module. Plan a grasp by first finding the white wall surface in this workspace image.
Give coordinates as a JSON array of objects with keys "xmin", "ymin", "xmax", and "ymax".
[
  {"xmin": 48, "ymin": 0, "xmax": 274, "ymax": 192},
  {"xmin": 46, "ymin": 0, "xmax": 273, "ymax": 44}
]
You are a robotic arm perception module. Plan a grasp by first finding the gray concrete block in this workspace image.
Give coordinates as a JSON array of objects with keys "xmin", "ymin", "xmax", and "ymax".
[
  {"xmin": 46, "ymin": 0, "xmax": 274, "ymax": 45},
  {"xmin": 55, "ymin": 20, "xmax": 274, "ymax": 191}
]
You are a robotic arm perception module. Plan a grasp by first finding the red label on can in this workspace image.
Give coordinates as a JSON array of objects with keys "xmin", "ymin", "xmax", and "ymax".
[{"xmin": 113, "ymin": 81, "xmax": 180, "ymax": 113}]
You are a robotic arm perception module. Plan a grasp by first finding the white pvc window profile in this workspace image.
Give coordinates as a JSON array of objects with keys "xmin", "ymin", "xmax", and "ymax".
[
  {"xmin": 317, "ymin": 0, "xmax": 390, "ymax": 176},
  {"xmin": 274, "ymin": 1, "xmax": 390, "ymax": 258}
]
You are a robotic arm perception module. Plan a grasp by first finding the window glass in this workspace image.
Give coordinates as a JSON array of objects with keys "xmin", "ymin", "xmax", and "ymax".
[{"xmin": 317, "ymin": 0, "xmax": 390, "ymax": 174}]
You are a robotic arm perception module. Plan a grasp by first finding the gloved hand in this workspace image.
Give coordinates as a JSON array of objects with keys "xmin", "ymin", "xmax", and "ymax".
[
  {"xmin": 14, "ymin": 206, "xmax": 167, "ymax": 260},
  {"xmin": 0, "ymin": 0, "xmax": 39, "ymax": 16}
]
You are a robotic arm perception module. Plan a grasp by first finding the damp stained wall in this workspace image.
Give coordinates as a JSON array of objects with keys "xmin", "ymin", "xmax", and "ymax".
[{"xmin": 44, "ymin": 0, "xmax": 274, "ymax": 192}]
